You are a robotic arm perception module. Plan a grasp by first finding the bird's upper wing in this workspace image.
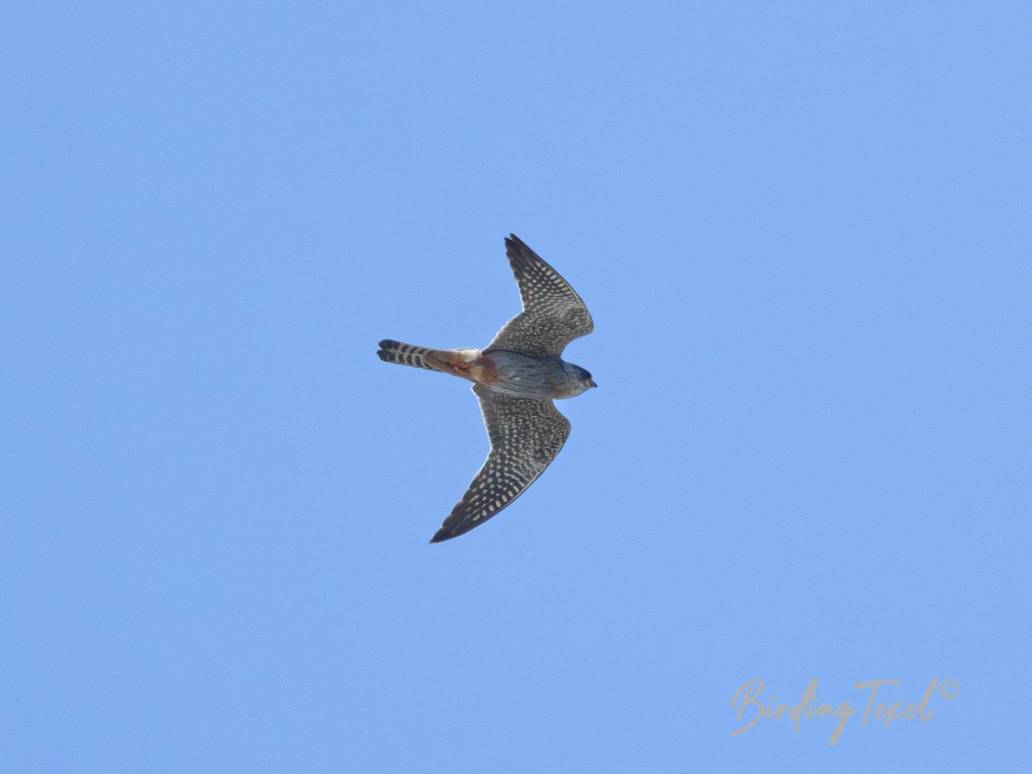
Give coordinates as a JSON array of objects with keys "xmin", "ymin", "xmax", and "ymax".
[
  {"xmin": 430, "ymin": 384, "xmax": 571, "ymax": 543},
  {"xmin": 486, "ymin": 234, "xmax": 594, "ymax": 356}
]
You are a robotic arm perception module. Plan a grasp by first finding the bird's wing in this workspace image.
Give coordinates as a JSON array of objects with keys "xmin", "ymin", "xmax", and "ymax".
[
  {"xmin": 430, "ymin": 384, "xmax": 571, "ymax": 543},
  {"xmin": 486, "ymin": 234, "xmax": 594, "ymax": 356}
]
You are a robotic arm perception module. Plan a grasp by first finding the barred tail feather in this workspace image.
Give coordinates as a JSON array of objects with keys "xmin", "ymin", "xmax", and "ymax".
[{"xmin": 377, "ymin": 339, "xmax": 442, "ymax": 371}]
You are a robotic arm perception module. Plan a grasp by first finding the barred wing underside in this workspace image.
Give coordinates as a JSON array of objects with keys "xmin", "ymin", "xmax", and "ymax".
[
  {"xmin": 430, "ymin": 384, "xmax": 571, "ymax": 543},
  {"xmin": 487, "ymin": 234, "xmax": 594, "ymax": 356}
]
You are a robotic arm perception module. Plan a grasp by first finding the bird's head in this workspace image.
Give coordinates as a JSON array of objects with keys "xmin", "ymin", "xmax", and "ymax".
[{"xmin": 565, "ymin": 362, "xmax": 597, "ymax": 393}]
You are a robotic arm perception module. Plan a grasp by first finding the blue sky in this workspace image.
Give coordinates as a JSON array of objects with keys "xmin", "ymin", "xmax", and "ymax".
[{"xmin": 4, "ymin": 3, "xmax": 1030, "ymax": 772}]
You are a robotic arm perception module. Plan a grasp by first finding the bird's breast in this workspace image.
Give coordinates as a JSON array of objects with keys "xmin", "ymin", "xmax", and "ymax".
[{"xmin": 477, "ymin": 350, "xmax": 558, "ymax": 399}]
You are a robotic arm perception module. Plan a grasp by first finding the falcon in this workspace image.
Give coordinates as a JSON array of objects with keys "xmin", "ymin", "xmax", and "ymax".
[{"xmin": 377, "ymin": 234, "xmax": 596, "ymax": 542}]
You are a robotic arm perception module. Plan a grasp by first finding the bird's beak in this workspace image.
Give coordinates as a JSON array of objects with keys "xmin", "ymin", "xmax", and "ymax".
[{"xmin": 589, "ymin": 378, "xmax": 597, "ymax": 388}]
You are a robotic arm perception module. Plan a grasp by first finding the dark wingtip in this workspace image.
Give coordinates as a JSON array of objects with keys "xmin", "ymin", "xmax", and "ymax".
[
  {"xmin": 505, "ymin": 234, "xmax": 530, "ymax": 270},
  {"xmin": 429, "ymin": 527, "xmax": 455, "ymax": 544}
]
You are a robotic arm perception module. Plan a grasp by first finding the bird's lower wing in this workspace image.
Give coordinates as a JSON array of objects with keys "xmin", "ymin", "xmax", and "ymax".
[{"xmin": 430, "ymin": 384, "xmax": 571, "ymax": 543}]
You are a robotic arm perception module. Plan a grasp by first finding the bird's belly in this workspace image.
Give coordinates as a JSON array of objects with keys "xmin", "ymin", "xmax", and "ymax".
[{"xmin": 476, "ymin": 350, "xmax": 557, "ymax": 399}]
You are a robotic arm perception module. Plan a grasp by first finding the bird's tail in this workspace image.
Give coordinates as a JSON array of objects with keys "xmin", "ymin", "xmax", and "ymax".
[{"xmin": 377, "ymin": 339, "xmax": 449, "ymax": 371}]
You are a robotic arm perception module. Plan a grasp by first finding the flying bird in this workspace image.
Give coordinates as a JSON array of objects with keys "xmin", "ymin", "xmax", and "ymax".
[{"xmin": 377, "ymin": 234, "xmax": 596, "ymax": 543}]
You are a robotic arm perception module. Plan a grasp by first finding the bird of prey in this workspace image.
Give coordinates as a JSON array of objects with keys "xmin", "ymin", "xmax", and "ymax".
[{"xmin": 377, "ymin": 234, "xmax": 596, "ymax": 543}]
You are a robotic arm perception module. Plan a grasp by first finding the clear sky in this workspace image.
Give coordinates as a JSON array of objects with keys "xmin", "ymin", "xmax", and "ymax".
[{"xmin": 4, "ymin": 3, "xmax": 1030, "ymax": 772}]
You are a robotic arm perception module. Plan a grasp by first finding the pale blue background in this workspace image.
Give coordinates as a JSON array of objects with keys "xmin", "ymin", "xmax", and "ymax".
[{"xmin": 4, "ymin": 3, "xmax": 1030, "ymax": 772}]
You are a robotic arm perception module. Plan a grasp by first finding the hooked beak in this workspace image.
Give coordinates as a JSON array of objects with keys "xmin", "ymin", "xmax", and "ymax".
[{"xmin": 588, "ymin": 378, "xmax": 597, "ymax": 388}]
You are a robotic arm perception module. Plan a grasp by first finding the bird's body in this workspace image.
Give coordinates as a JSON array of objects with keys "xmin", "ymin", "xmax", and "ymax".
[
  {"xmin": 377, "ymin": 343, "xmax": 592, "ymax": 401},
  {"xmin": 377, "ymin": 234, "xmax": 595, "ymax": 542}
]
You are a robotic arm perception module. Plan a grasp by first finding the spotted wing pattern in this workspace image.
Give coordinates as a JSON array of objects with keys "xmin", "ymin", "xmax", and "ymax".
[
  {"xmin": 430, "ymin": 384, "xmax": 571, "ymax": 543},
  {"xmin": 487, "ymin": 234, "xmax": 594, "ymax": 356}
]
